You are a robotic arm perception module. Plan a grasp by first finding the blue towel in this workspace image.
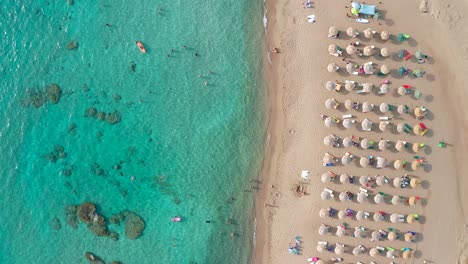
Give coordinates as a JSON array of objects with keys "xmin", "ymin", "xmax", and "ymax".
[{"xmin": 359, "ymin": 5, "xmax": 376, "ymax": 15}]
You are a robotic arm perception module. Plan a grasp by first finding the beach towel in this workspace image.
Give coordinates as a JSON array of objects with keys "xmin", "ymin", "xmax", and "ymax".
[
  {"xmin": 307, "ymin": 15, "xmax": 316, "ymax": 23},
  {"xmin": 359, "ymin": 4, "xmax": 376, "ymax": 15}
]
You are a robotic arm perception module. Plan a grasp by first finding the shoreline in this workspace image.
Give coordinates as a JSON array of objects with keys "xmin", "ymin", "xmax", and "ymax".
[{"xmin": 254, "ymin": 0, "xmax": 468, "ymax": 263}]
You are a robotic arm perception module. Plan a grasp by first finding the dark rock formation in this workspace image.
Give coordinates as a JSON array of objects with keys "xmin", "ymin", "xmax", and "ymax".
[
  {"xmin": 106, "ymin": 111, "xmax": 121, "ymax": 124},
  {"xmin": 50, "ymin": 217, "xmax": 62, "ymax": 230},
  {"xmin": 67, "ymin": 122, "xmax": 77, "ymax": 132},
  {"xmin": 43, "ymin": 144, "xmax": 67, "ymax": 163},
  {"xmin": 109, "ymin": 213, "xmax": 124, "ymax": 225},
  {"xmin": 46, "ymin": 83, "xmax": 62, "ymax": 104},
  {"xmin": 21, "ymin": 83, "xmax": 62, "ymax": 108},
  {"xmin": 109, "ymin": 231, "xmax": 119, "ymax": 241},
  {"xmin": 88, "ymin": 222, "xmax": 109, "ymax": 237},
  {"xmin": 85, "ymin": 252, "xmax": 105, "ymax": 264},
  {"xmin": 85, "ymin": 107, "xmax": 122, "ymax": 125},
  {"xmin": 77, "ymin": 202, "xmax": 97, "ymax": 224},
  {"xmin": 129, "ymin": 61, "xmax": 136, "ymax": 72},
  {"xmin": 110, "ymin": 262, "xmax": 122, "ymax": 264},
  {"xmin": 66, "ymin": 40, "xmax": 78, "ymax": 50},
  {"xmin": 122, "ymin": 211, "xmax": 145, "ymax": 240}
]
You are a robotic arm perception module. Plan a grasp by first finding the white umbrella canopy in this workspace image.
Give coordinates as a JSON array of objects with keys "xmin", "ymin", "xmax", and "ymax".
[
  {"xmin": 328, "ymin": 44, "xmax": 338, "ymax": 54},
  {"xmin": 380, "ymin": 102, "xmax": 389, "ymax": 113},
  {"xmin": 324, "ymin": 117, "xmax": 335, "ymax": 127},
  {"xmin": 347, "ymin": 27, "xmax": 359, "ymax": 37},
  {"xmin": 359, "ymin": 175, "xmax": 369, "ymax": 185},
  {"xmin": 326, "ymin": 81, "xmax": 336, "ymax": 91},
  {"xmin": 371, "ymin": 231, "xmax": 381, "ymax": 241},
  {"xmin": 363, "ymin": 28, "xmax": 375, "ymax": 38},
  {"xmin": 344, "ymin": 99, "xmax": 353, "ymax": 110},
  {"xmin": 369, "ymin": 247, "xmax": 379, "ymax": 257},
  {"xmin": 398, "ymin": 86, "xmax": 407, "ymax": 96},
  {"xmin": 386, "ymin": 250, "xmax": 397, "ymax": 258},
  {"xmin": 321, "ymin": 172, "xmax": 332, "ymax": 183},
  {"xmin": 362, "ymin": 82, "xmax": 373, "ymax": 93},
  {"xmin": 343, "ymin": 118, "xmax": 354, "ymax": 129},
  {"xmin": 319, "ymin": 208, "xmax": 328, "ymax": 218},
  {"xmin": 373, "ymin": 212, "xmax": 385, "ymax": 222},
  {"xmin": 340, "ymin": 173, "xmax": 351, "ymax": 184},
  {"xmin": 341, "ymin": 154, "xmax": 353, "ymax": 165},
  {"xmin": 379, "ymin": 121, "xmax": 389, "ymax": 132},
  {"xmin": 354, "ymin": 228, "xmax": 365, "ymax": 238},
  {"xmin": 392, "ymin": 195, "xmax": 402, "ymax": 205},
  {"xmin": 323, "ymin": 153, "xmax": 336, "ymax": 163},
  {"xmin": 360, "ymin": 156, "xmax": 370, "ymax": 167},
  {"xmin": 338, "ymin": 210, "xmax": 346, "ymax": 219},
  {"xmin": 345, "ymin": 81, "xmax": 355, "ymax": 91},
  {"xmin": 325, "ymin": 98, "xmax": 338, "ymax": 109},
  {"xmin": 353, "ymin": 246, "xmax": 364, "ymax": 256},
  {"xmin": 364, "ymin": 63, "xmax": 374, "ymax": 74},
  {"xmin": 376, "ymin": 175, "xmax": 387, "ymax": 186},
  {"xmin": 356, "ymin": 211, "xmax": 366, "ymax": 221},
  {"xmin": 346, "ymin": 45, "xmax": 357, "ymax": 55},
  {"xmin": 379, "ymin": 140, "xmax": 389, "ymax": 151},
  {"xmin": 379, "ymin": 84, "xmax": 390, "ymax": 94},
  {"xmin": 397, "ymin": 123, "xmax": 405, "ymax": 133},
  {"xmin": 362, "ymin": 119, "xmax": 373, "ymax": 131},
  {"xmin": 361, "ymin": 138, "xmax": 371, "ymax": 149},
  {"xmin": 318, "ymin": 224, "xmax": 330, "ymax": 235},
  {"xmin": 321, "ymin": 190, "xmax": 332, "ymax": 200},
  {"xmin": 343, "ymin": 137, "xmax": 353, "ymax": 147},
  {"xmin": 398, "ymin": 104, "xmax": 408, "ymax": 114},
  {"xmin": 393, "ymin": 177, "xmax": 402, "ymax": 187},
  {"xmin": 381, "ymin": 30, "xmax": 391, "ymax": 40},
  {"xmin": 336, "ymin": 226, "xmax": 346, "ymax": 237},
  {"xmin": 328, "ymin": 63, "xmax": 339, "ymax": 72},
  {"xmin": 390, "ymin": 213, "xmax": 401, "ymax": 223},
  {"xmin": 317, "ymin": 244, "xmax": 326, "ymax": 253},
  {"xmin": 395, "ymin": 140, "xmax": 405, "ymax": 151},
  {"xmin": 376, "ymin": 156, "xmax": 387, "ymax": 168},
  {"xmin": 363, "ymin": 45, "xmax": 374, "ymax": 56},
  {"xmin": 374, "ymin": 193, "xmax": 385, "ymax": 204},
  {"xmin": 394, "ymin": 160, "xmax": 404, "ymax": 170},
  {"xmin": 380, "ymin": 64, "xmax": 390, "ymax": 74},
  {"xmin": 323, "ymin": 135, "xmax": 333, "ymax": 146},
  {"xmin": 380, "ymin": 47, "xmax": 390, "ymax": 57},
  {"xmin": 329, "ymin": 26, "xmax": 339, "ymax": 38},
  {"xmin": 346, "ymin": 63, "xmax": 357, "ymax": 73},
  {"xmin": 335, "ymin": 244, "xmax": 345, "ymax": 255},
  {"xmin": 362, "ymin": 102, "xmax": 373, "ymax": 113},
  {"xmin": 339, "ymin": 192, "xmax": 350, "ymax": 201},
  {"xmin": 357, "ymin": 192, "xmax": 368, "ymax": 203}
]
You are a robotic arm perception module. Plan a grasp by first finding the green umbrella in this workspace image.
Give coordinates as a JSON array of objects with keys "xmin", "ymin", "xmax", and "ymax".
[
  {"xmin": 413, "ymin": 69, "xmax": 425, "ymax": 77},
  {"xmin": 415, "ymin": 51, "xmax": 426, "ymax": 60},
  {"xmin": 397, "ymin": 67, "xmax": 408, "ymax": 76},
  {"xmin": 398, "ymin": 49, "xmax": 407, "ymax": 58},
  {"xmin": 397, "ymin": 33, "xmax": 410, "ymax": 42},
  {"xmin": 414, "ymin": 89, "xmax": 423, "ymax": 99}
]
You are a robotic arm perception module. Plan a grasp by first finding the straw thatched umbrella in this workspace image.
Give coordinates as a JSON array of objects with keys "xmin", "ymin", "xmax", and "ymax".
[
  {"xmin": 362, "ymin": 119, "xmax": 373, "ymax": 131},
  {"xmin": 340, "ymin": 173, "xmax": 351, "ymax": 184},
  {"xmin": 380, "ymin": 102, "xmax": 390, "ymax": 113},
  {"xmin": 319, "ymin": 208, "xmax": 328, "ymax": 218},
  {"xmin": 347, "ymin": 27, "xmax": 359, "ymax": 37},
  {"xmin": 343, "ymin": 137, "xmax": 353, "ymax": 147},
  {"xmin": 364, "ymin": 63, "xmax": 374, "ymax": 74},
  {"xmin": 336, "ymin": 226, "xmax": 346, "ymax": 237},
  {"xmin": 360, "ymin": 156, "xmax": 370, "ymax": 167},
  {"xmin": 380, "ymin": 47, "xmax": 389, "ymax": 57},
  {"xmin": 381, "ymin": 30, "xmax": 390, "ymax": 40},
  {"xmin": 344, "ymin": 99, "xmax": 353, "ymax": 110},
  {"xmin": 363, "ymin": 45, "xmax": 374, "ymax": 56},
  {"xmin": 329, "ymin": 26, "xmax": 339, "ymax": 37},
  {"xmin": 339, "ymin": 192, "xmax": 350, "ymax": 202},
  {"xmin": 321, "ymin": 190, "xmax": 332, "ymax": 200},
  {"xmin": 402, "ymin": 250, "xmax": 412, "ymax": 259},
  {"xmin": 404, "ymin": 232, "xmax": 415, "ymax": 242},
  {"xmin": 390, "ymin": 213, "xmax": 401, "ymax": 223},
  {"xmin": 319, "ymin": 224, "xmax": 330, "ymax": 235},
  {"xmin": 388, "ymin": 231, "xmax": 397, "ymax": 241},
  {"xmin": 325, "ymin": 98, "xmax": 337, "ymax": 109},
  {"xmin": 386, "ymin": 250, "xmax": 396, "ymax": 258},
  {"xmin": 407, "ymin": 214, "xmax": 417, "ymax": 224},
  {"xmin": 346, "ymin": 63, "xmax": 356, "ymax": 74},
  {"xmin": 338, "ymin": 210, "xmax": 346, "ymax": 219},
  {"xmin": 392, "ymin": 195, "xmax": 402, "ymax": 205},
  {"xmin": 362, "ymin": 102, "xmax": 373, "ymax": 113},
  {"xmin": 357, "ymin": 192, "xmax": 368, "ymax": 203},
  {"xmin": 363, "ymin": 28, "xmax": 375, "ymax": 38},
  {"xmin": 410, "ymin": 178, "xmax": 421, "ymax": 188},
  {"xmin": 395, "ymin": 140, "xmax": 405, "ymax": 151},
  {"xmin": 380, "ymin": 64, "xmax": 390, "ymax": 75},
  {"xmin": 324, "ymin": 117, "xmax": 335, "ymax": 127},
  {"xmin": 335, "ymin": 244, "xmax": 345, "ymax": 255},
  {"xmin": 353, "ymin": 246, "xmax": 363, "ymax": 256},
  {"xmin": 376, "ymin": 175, "xmax": 387, "ymax": 186},
  {"xmin": 374, "ymin": 193, "xmax": 385, "ymax": 204},
  {"xmin": 369, "ymin": 247, "xmax": 379, "ymax": 257},
  {"xmin": 379, "ymin": 121, "xmax": 389, "ymax": 132},
  {"xmin": 346, "ymin": 45, "xmax": 357, "ymax": 55},
  {"xmin": 326, "ymin": 81, "xmax": 336, "ymax": 91},
  {"xmin": 408, "ymin": 196, "xmax": 418, "ymax": 206},
  {"xmin": 317, "ymin": 243, "xmax": 326, "ymax": 253},
  {"xmin": 397, "ymin": 123, "xmax": 405, "ymax": 133},
  {"xmin": 354, "ymin": 228, "xmax": 365, "ymax": 238},
  {"xmin": 412, "ymin": 143, "xmax": 423, "ymax": 152},
  {"xmin": 398, "ymin": 104, "xmax": 408, "ymax": 114},
  {"xmin": 321, "ymin": 172, "xmax": 332, "ymax": 183},
  {"xmin": 343, "ymin": 119, "xmax": 354, "ymax": 129},
  {"xmin": 345, "ymin": 81, "xmax": 355, "ymax": 91},
  {"xmin": 356, "ymin": 211, "xmax": 366, "ymax": 221},
  {"xmin": 362, "ymin": 82, "xmax": 373, "ymax": 93},
  {"xmin": 379, "ymin": 83, "xmax": 390, "ymax": 94},
  {"xmin": 394, "ymin": 160, "xmax": 404, "ymax": 170},
  {"xmin": 359, "ymin": 175, "xmax": 369, "ymax": 185},
  {"xmin": 373, "ymin": 212, "xmax": 385, "ymax": 222},
  {"xmin": 371, "ymin": 231, "xmax": 381, "ymax": 241},
  {"xmin": 328, "ymin": 63, "xmax": 339, "ymax": 72},
  {"xmin": 379, "ymin": 140, "xmax": 389, "ymax": 151},
  {"xmin": 413, "ymin": 124, "xmax": 423, "ymax": 135},
  {"xmin": 328, "ymin": 44, "xmax": 338, "ymax": 54},
  {"xmin": 361, "ymin": 138, "xmax": 371, "ymax": 149},
  {"xmin": 414, "ymin": 107, "xmax": 425, "ymax": 118},
  {"xmin": 398, "ymin": 86, "xmax": 407, "ymax": 96},
  {"xmin": 341, "ymin": 154, "xmax": 353, "ymax": 165},
  {"xmin": 411, "ymin": 160, "xmax": 421, "ymax": 171}
]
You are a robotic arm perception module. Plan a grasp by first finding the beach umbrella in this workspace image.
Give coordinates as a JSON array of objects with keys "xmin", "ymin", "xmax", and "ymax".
[
  {"xmin": 416, "ymin": 50, "xmax": 426, "ymax": 60},
  {"xmin": 363, "ymin": 63, "xmax": 374, "ymax": 74},
  {"xmin": 324, "ymin": 117, "xmax": 334, "ymax": 127},
  {"xmin": 336, "ymin": 226, "xmax": 346, "ymax": 237},
  {"xmin": 344, "ymin": 99, "xmax": 353, "ymax": 110},
  {"xmin": 341, "ymin": 155, "xmax": 353, "ymax": 165},
  {"xmin": 410, "ymin": 178, "xmax": 421, "ymax": 188},
  {"xmin": 362, "ymin": 119, "xmax": 373, "ymax": 131},
  {"xmin": 328, "ymin": 44, "xmax": 338, "ymax": 54},
  {"xmin": 321, "ymin": 172, "xmax": 332, "ymax": 183},
  {"xmin": 345, "ymin": 81, "xmax": 355, "ymax": 91},
  {"xmin": 380, "ymin": 102, "xmax": 390, "ymax": 113},
  {"xmin": 380, "ymin": 47, "xmax": 390, "ymax": 57},
  {"xmin": 339, "ymin": 192, "xmax": 349, "ymax": 202},
  {"xmin": 319, "ymin": 208, "xmax": 328, "ymax": 218},
  {"xmin": 357, "ymin": 192, "xmax": 368, "ymax": 203},
  {"xmin": 402, "ymin": 250, "xmax": 412, "ymax": 259},
  {"xmin": 346, "ymin": 63, "xmax": 356, "ymax": 74},
  {"xmin": 386, "ymin": 250, "xmax": 396, "ymax": 258},
  {"xmin": 323, "ymin": 135, "xmax": 333, "ymax": 146},
  {"xmin": 362, "ymin": 102, "xmax": 373, "ymax": 113},
  {"xmin": 354, "ymin": 228, "xmax": 365, "ymax": 238},
  {"xmin": 340, "ymin": 173, "xmax": 351, "ymax": 184},
  {"xmin": 397, "ymin": 33, "xmax": 410, "ymax": 42},
  {"xmin": 376, "ymin": 175, "xmax": 387, "ymax": 186},
  {"xmin": 374, "ymin": 193, "xmax": 385, "ymax": 204},
  {"xmin": 392, "ymin": 195, "xmax": 402, "ymax": 205},
  {"xmin": 381, "ymin": 30, "xmax": 390, "ymax": 40},
  {"xmin": 363, "ymin": 28, "xmax": 374, "ymax": 38},
  {"xmin": 359, "ymin": 175, "xmax": 369, "ymax": 185},
  {"xmin": 321, "ymin": 190, "xmax": 332, "ymax": 200},
  {"xmin": 318, "ymin": 224, "xmax": 330, "ymax": 235},
  {"xmin": 361, "ymin": 138, "xmax": 371, "ymax": 149},
  {"xmin": 328, "ymin": 63, "xmax": 339, "ymax": 72},
  {"xmin": 380, "ymin": 64, "xmax": 390, "ymax": 75},
  {"xmin": 338, "ymin": 210, "xmax": 346, "ymax": 219},
  {"xmin": 371, "ymin": 231, "xmax": 381, "ymax": 241},
  {"xmin": 396, "ymin": 123, "xmax": 405, "ymax": 133},
  {"xmin": 323, "ymin": 153, "xmax": 336, "ymax": 164},
  {"xmin": 390, "ymin": 213, "xmax": 401, "ymax": 223},
  {"xmin": 411, "ymin": 160, "xmax": 421, "ymax": 171},
  {"xmin": 325, "ymin": 98, "xmax": 336, "ymax": 109},
  {"xmin": 346, "ymin": 45, "xmax": 357, "ymax": 55},
  {"xmin": 362, "ymin": 83, "xmax": 373, "ymax": 93},
  {"xmin": 373, "ymin": 212, "xmax": 384, "ymax": 222},
  {"xmin": 414, "ymin": 107, "xmax": 425, "ymax": 118},
  {"xmin": 398, "ymin": 104, "xmax": 408, "ymax": 114},
  {"xmin": 317, "ymin": 244, "xmax": 326, "ymax": 253},
  {"xmin": 363, "ymin": 46, "xmax": 374, "ymax": 56},
  {"xmin": 398, "ymin": 86, "xmax": 407, "ymax": 96},
  {"xmin": 407, "ymin": 214, "xmax": 418, "ymax": 224},
  {"xmin": 369, "ymin": 247, "xmax": 379, "ymax": 257},
  {"xmin": 393, "ymin": 177, "xmax": 402, "ymax": 188},
  {"xmin": 353, "ymin": 246, "xmax": 363, "ymax": 256},
  {"xmin": 378, "ymin": 140, "xmax": 388, "ymax": 151},
  {"xmin": 360, "ymin": 156, "xmax": 370, "ymax": 167},
  {"xmin": 377, "ymin": 157, "xmax": 387, "ymax": 168},
  {"xmin": 335, "ymin": 244, "xmax": 345, "ymax": 255},
  {"xmin": 395, "ymin": 140, "xmax": 405, "ymax": 151},
  {"xmin": 343, "ymin": 137, "xmax": 353, "ymax": 147},
  {"xmin": 379, "ymin": 84, "xmax": 390, "ymax": 94},
  {"xmin": 328, "ymin": 26, "xmax": 339, "ymax": 38},
  {"xmin": 408, "ymin": 196, "xmax": 418, "ymax": 206},
  {"xmin": 379, "ymin": 121, "xmax": 389, "ymax": 132},
  {"xmin": 347, "ymin": 27, "xmax": 359, "ymax": 37},
  {"xmin": 398, "ymin": 66, "xmax": 409, "ymax": 76},
  {"xmin": 412, "ymin": 143, "xmax": 423, "ymax": 152},
  {"xmin": 343, "ymin": 119, "xmax": 354, "ymax": 129},
  {"xmin": 405, "ymin": 232, "xmax": 415, "ymax": 242},
  {"xmin": 388, "ymin": 231, "xmax": 397, "ymax": 241},
  {"xmin": 413, "ymin": 124, "xmax": 423, "ymax": 135},
  {"xmin": 394, "ymin": 160, "xmax": 404, "ymax": 170},
  {"xmin": 356, "ymin": 211, "xmax": 366, "ymax": 221},
  {"xmin": 326, "ymin": 81, "xmax": 336, "ymax": 91},
  {"xmin": 315, "ymin": 260, "xmax": 325, "ymax": 264},
  {"xmin": 351, "ymin": 2, "xmax": 361, "ymax": 9}
]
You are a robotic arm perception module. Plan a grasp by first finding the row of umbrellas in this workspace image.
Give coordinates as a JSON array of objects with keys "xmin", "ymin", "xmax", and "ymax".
[
  {"xmin": 317, "ymin": 241, "xmax": 414, "ymax": 259},
  {"xmin": 324, "ymin": 152, "xmax": 425, "ymax": 170},
  {"xmin": 319, "ymin": 224, "xmax": 416, "ymax": 243},
  {"xmin": 329, "ymin": 25, "xmax": 411, "ymax": 43},
  {"xmin": 320, "ymin": 188, "xmax": 421, "ymax": 206},
  {"xmin": 325, "ymin": 80, "xmax": 422, "ymax": 97},
  {"xmin": 324, "ymin": 134, "xmax": 426, "ymax": 152},
  {"xmin": 321, "ymin": 171, "xmax": 422, "ymax": 188},
  {"xmin": 328, "ymin": 61, "xmax": 387, "ymax": 75},
  {"xmin": 319, "ymin": 207, "xmax": 421, "ymax": 224},
  {"xmin": 326, "ymin": 98, "xmax": 427, "ymax": 117}
]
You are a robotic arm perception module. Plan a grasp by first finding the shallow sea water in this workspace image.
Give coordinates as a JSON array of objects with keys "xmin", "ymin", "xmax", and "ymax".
[{"xmin": 0, "ymin": 1, "xmax": 264, "ymax": 263}]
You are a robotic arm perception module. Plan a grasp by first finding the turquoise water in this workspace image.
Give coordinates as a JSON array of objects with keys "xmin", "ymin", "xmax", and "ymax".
[{"xmin": 0, "ymin": 1, "xmax": 265, "ymax": 263}]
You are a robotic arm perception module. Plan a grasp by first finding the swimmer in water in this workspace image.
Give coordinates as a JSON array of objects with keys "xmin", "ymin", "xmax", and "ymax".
[{"xmin": 131, "ymin": 176, "xmax": 136, "ymax": 181}]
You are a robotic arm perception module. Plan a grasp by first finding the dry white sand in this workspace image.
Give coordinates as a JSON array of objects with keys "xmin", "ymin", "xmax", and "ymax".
[{"xmin": 255, "ymin": 0, "xmax": 468, "ymax": 263}]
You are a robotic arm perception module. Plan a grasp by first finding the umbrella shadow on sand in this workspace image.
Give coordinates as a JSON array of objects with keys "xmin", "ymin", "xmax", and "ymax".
[
  {"xmin": 423, "ymin": 163, "xmax": 432, "ymax": 173},
  {"xmin": 415, "ymin": 232, "xmax": 425, "ymax": 243},
  {"xmin": 421, "ymin": 180, "xmax": 431, "ymax": 189}
]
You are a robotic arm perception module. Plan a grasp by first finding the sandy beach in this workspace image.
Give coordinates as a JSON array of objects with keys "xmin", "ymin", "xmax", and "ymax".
[{"xmin": 255, "ymin": 0, "xmax": 468, "ymax": 263}]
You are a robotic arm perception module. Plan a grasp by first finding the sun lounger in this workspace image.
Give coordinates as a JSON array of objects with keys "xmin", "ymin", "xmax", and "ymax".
[{"xmin": 359, "ymin": 4, "xmax": 376, "ymax": 15}]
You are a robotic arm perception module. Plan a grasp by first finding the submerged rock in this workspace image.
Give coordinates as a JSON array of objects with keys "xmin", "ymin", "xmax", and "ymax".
[
  {"xmin": 67, "ymin": 122, "xmax": 77, "ymax": 132},
  {"xmin": 66, "ymin": 213, "xmax": 78, "ymax": 229},
  {"xmin": 129, "ymin": 61, "xmax": 136, "ymax": 72},
  {"xmin": 67, "ymin": 0, "xmax": 74, "ymax": 5},
  {"xmin": 21, "ymin": 83, "xmax": 63, "ymax": 108},
  {"xmin": 109, "ymin": 231, "xmax": 119, "ymax": 241},
  {"xmin": 106, "ymin": 111, "xmax": 121, "ymax": 124},
  {"xmin": 88, "ymin": 222, "xmax": 109, "ymax": 237},
  {"xmin": 109, "ymin": 213, "xmax": 124, "ymax": 225},
  {"xmin": 66, "ymin": 40, "xmax": 78, "ymax": 50},
  {"xmin": 50, "ymin": 217, "xmax": 62, "ymax": 230},
  {"xmin": 46, "ymin": 83, "xmax": 62, "ymax": 104},
  {"xmin": 123, "ymin": 210, "xmax": 145, "ymax": 240},
  {"xmin": 84, "ymin": 252, "xmax": 105, "ymax": 264},
  {"xmin": 77, "ymin": 202, "xmax": 97, "ymax": 224}
]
